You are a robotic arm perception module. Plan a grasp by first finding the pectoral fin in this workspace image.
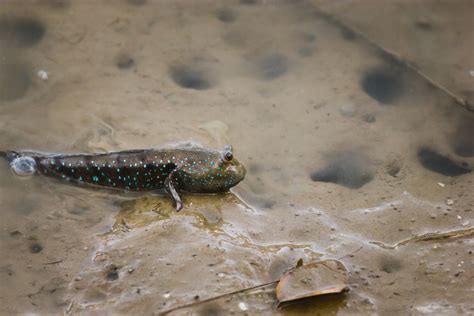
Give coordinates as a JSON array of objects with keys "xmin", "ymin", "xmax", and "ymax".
[{"xmin": 164, "ymin": 171, "xmax": 183, "ymax": 211}]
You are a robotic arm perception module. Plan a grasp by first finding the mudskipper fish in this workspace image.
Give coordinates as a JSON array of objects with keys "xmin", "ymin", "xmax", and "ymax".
[{"xmin": 1, "ymin": 145, "xmax": 246, "ymax": 211}]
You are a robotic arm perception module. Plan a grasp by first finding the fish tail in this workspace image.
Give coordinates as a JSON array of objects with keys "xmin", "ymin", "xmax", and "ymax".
[
  {"xmin": 1, "ymin": 150, "xmax": 40, "ymax": 176},
  {"xmin": 0, "ymin": 150, "xmax": 21, "ymax": 162}
]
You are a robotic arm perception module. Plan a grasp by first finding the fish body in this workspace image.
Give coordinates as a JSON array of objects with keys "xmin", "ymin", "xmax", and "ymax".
[{"xmin": 1, "ymin": 145, "xmax": 246, "ymax": 211}]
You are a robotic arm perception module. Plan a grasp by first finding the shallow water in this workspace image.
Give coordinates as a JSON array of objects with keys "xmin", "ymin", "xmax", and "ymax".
[{"xmin": 0, "ymin": 0, "xmax": 473, "ymax": 315}]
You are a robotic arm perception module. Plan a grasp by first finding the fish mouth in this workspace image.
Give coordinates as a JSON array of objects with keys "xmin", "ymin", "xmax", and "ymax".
[
  {"xmin": 233, "ymin": 163, "xmax": 247, "ymax": 182},
  {"xmin": 226, "ymin": 163, "xmax": 246, "ymax": 184},
  {"xmin": 238, "ymin": 163, "xmax": 246, "ymax": 180}
]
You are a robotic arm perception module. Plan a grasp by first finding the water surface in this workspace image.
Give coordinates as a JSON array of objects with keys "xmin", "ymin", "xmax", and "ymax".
[{"xmin": 0, "ymin": 0, "xmax": 473, "ymax": 314}]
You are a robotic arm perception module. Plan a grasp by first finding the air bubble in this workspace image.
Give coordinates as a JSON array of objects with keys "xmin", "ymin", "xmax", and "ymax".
[{"xmin": 11, "ymin": 156, "xmax": 37, "ymax": 176}]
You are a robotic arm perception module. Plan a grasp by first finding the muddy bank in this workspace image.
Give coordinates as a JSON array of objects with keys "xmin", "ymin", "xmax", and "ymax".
[{"xmin": 0, "ymin": 0, "xmax": 473, "ymax": 314}]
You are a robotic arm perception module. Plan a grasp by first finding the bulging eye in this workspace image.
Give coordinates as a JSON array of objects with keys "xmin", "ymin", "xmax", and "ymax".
[{"xmin": 224, "ymin": 151, "xmax": 233, "ymax": 161}]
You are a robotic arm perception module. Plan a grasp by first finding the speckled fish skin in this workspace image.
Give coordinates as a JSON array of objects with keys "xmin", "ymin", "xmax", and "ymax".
[{"xmin": 1, "ymin": 146, "xmax": 246, "ymax": 211}]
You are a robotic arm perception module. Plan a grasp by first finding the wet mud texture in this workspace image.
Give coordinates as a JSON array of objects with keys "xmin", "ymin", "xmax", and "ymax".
[
  {"xmin": 170, "ymin": 65, "xmax": 214, "ymax": 90},
  {"xmin": 216, "ymin": 8, "xmax": 237, "ymax": 23},
  {"xmin": 127, "ymin": 0, "xmax": 147, "ymax": 5},
  {"xmin": 29, "ymin": 242, "xmax": 43, "ymax": 254},
  {"xmin": 414, "ymin": 21, "xmax": 433, "ymax": 31},
  {"xmin": 417, "ymin": 147, "xmax": 471, "ymax": 176},
  {"xmin": 450, "ymin": 117, "xmax": 474, "ymax": 157},
  {"xmin": 42, "ymin": 0, "xmax": 70, "ymax": 9},
  {"xmin": 115, "ymin": 53, "xmax": 135, "ymax": 70},
  {"xmin": 311, "ymin": 151, "xmax": 374, "ymax": 189},
  {"xmin": 104, "ymin": 265, "xmax": 119, "ymax": 281},
  {"xmin": 0, "ymin": 62, "xmax": 32, "ymax": 102},
  {"xmin": 361, "ymin": 66, "xmax": 405, "ymax": 105},
  {"xmin": 256, "ymin": 53, "xmax": 288, "ymax": 81},
  {"xmin": 316, "ymin": 0, "xmax": 474, "ymax": 100},
  {"xmin": 0, "ymin": 16, "xmax": 45, "ymax": 47},
  {"xmin": 0, "ymin": 1, "xmax": 473, "ymax": 315},
  {"xmin": 378, "ymin": 255, "xmax": 402, "ymax": 274}
]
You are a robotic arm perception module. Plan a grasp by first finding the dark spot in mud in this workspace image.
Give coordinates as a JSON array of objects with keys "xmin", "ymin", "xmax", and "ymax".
[
  {"xmin": 450, "ymin": 118, "xmax": 474, "ymax": 157},
  {"xmin": 257, "ymin": 53, "xmax": 288, "ymax": 81},
  {"xmin": 417, "ymin": 147, "xmax": 471, "ymax": 176},
  {"xmin": 170, "ymin": 65, "xmax": 213, "ymax": 90},
  {"xmin": 106, "ymin": 270, "xmax": 119, "ymax": 281},
  {"xmin": 361, "ymin": 67, "xmax": 404, "ymax": 105},
  {"xmin": 379, "ymin": 256, "xmax": 402, "ymax": 273},
  {"xmin": 30, "ymin": 243, "xmax": 43, "ymax": 254},
  {"xmin": 115, "ymin": 53, "xmax": 134, "ymax": 69},
  {"xmin": 105, "ymin": 265, "xmax": 119, "ymax": 281},
  {"xmin": 127, "ymin": 0, "xmax": 147, "ymax": 5},
  {"xmin": 310, "ymin": 151, "xmax": 373, "ymax": 189},
  {"xmin": 0, "ymin": 62, "xmax": 32, "ymax": 102},
  {"xmin": 0, "ymin": 17, "xmax": 45, "ymax": 47},
  {"xmin": 415, "ymin": 21, "xmax": 432, "ymax": 31},
  {"xmin": 216, "ymin": 8, "xmax": 237, "ymax": 23},
  {"xmin": 240, "ymin": 0, "xmax": 257, "ymax": 4},
  {"xmin": 340, "ymin": 26, "xmax": 356, "ymax": 40}
]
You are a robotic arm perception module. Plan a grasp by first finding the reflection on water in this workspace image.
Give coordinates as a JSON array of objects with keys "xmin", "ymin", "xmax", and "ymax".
[{"xmin": 0, "ymin": 0, "xmax": 473, "ymax": 314}]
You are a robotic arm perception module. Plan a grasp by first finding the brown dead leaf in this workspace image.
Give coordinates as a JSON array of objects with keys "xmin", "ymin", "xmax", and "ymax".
[{"xmin": 276, "ymin": 259, "xmax": 349, "ymax": 305}]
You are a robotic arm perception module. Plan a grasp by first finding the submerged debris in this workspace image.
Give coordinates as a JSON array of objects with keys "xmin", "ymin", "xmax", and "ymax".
[
  {"xmin": 276, "ymin": 259, "xmax": 349, "ymax": 305},
  {"xmin": 370, "ymin": 227, "xmax": 474, "ymax": 249},
  {"xmin": 159, "ymin": 259, "xmax": 349, "ymax": 314}
]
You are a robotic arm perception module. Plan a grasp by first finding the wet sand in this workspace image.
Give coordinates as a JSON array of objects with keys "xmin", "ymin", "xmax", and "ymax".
[{"xmin": 0, "ymin": 0, "xmax": 473, "ymax": 314}]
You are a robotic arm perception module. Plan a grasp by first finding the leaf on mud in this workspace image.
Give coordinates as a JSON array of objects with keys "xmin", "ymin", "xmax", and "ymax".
[{"xmin": 276, "ymin": 259, "xmax": 349, "ymax": 305}]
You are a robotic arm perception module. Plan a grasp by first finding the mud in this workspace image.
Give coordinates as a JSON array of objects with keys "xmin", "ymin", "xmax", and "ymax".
[
  {"xmin": 310, "ymin": 150, "xmax": 374, "ymax": 189},
  {"xmin": 0, "ymin": 0, "xmax": 473, "ymax": 315},
  {"xmin": 0, "ymin": 16, "xmax": 45, "ymax": 48},
  {"xmin": 216, "ymin": 8, "xmax": 238, "ymax": 23},
  {"xmin": 170, "ymin": 64, "xmax": 214, "ymax": 90},
  {"xmin": 361, "ymin": 66, "xmax": 405, "ymax": 105},
  {"xmin": 417, "ymin": 147, "xmax": 471, "ymax": 177},
  {"xmin": 0, "ymin": 61, "xmax": 32, "ymax": 102}
]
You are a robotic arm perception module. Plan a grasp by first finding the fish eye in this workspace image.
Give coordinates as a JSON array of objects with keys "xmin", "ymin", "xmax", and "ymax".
[{"xmin": 224, "ymin": 151, "xmax": 233, "ymax": 161}]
